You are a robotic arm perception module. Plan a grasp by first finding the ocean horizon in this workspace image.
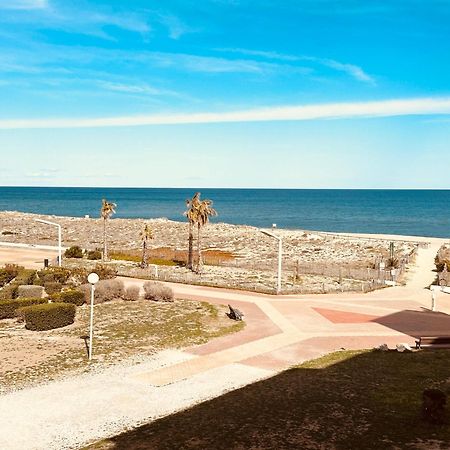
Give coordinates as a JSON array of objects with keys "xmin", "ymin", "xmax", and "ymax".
[{"xmin": 0, "ymin": 187, "xmax": 449, "ymax": 238}]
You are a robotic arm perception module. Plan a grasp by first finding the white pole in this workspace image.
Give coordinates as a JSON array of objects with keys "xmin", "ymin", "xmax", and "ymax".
[
  {"xmin": 57, "ymin": 224, "xmax": 62, "ymax": 267},
  {"xmin": 260, "ymin": 229, "xmax": 283, "ymax": 295},
  {"xmin": 277, "ymin": 237, "xmax": 282, "ymax": 294},
  {"xmin": 89, "ymin": 284, "xmax": 95, "ymax": 360}
]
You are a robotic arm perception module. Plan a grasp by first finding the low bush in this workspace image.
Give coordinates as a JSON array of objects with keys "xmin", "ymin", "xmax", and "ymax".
[
  {"xmin": 50, "ymin": 289, "xmax": 85, "ymax": 306},
  {"xmin": 123, "ymin": 285, "xmax": 140, "ymax": 301},
  {"xmin": 17, "ymin": 302, "xmax": 76, "ymax": 331},
  {"xmin": 64, "ymin": 246, "xmax": 83, "ymax": 259},
  {"xmin": 17, "ymin": 285, "xmax": 45, "ymax": 299},
  {"xmin": 93, "ymin": 264, "xmax": 117, "ymax": 280},
  {"xmin": 36, "ymin": 267, "xmax": 71, "ymax": 284},
  {"xmin": 0, "ymin": 264, "xmax": 20, "ymax": 287},
  {"xmin": 0, "ymin": 297, "xmax": 47, "ymax": 320},
  {"xmin": 0, "ymin": 284, "xmax": 18, "ymax": 300},
  {"xmin": 14, "ymin": 269, "xmax": 37, "ymax": 285},
  {"xmin": 87, "ymin": 250, "xmax": 102, "ymax": 260},
  {"xmin": 79, "ymin": 279, "xmax": 125, "ymax": 304},
  {"xmin": 44, "ymin": 281, "xmax": 63, "ymax": 295},
  {"xmin": 143, "ymin": 281, "xmax": 174, "ymax": 302}
]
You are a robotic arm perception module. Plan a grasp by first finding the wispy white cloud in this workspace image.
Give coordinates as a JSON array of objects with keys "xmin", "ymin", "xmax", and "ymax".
[
  {"xmin": 0, "ymin": 0, "xmax": 48, "ymax": 10},
  {"xmin": 157, "ymin": 13, "xmax": 193, "ymax": 40},
  {"xmin": 2, "ymin": 97, "xmax": 450, "ymax": 129},
  {"xmin": 217, "ymin": 47, "xmax": 375, "ymax": 84},
  {"xmin": 97, "ymin": 81, "xmax": 180, "ymax": 97}
]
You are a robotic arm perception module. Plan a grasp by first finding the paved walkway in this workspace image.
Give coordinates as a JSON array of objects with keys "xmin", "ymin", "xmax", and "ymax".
[{"xmin": 1, "ymin": 239, "xmax": 450, "ymax": 449}]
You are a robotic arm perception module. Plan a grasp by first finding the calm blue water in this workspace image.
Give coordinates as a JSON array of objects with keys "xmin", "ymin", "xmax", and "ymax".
[{"xmin": 0, "ymin": 187, "xmax": 449, "ymax": 238}]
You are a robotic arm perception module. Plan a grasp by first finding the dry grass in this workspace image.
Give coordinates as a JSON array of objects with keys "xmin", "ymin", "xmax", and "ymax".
[{"xmin": 0, "ymin": 299, "xmax": 244, "ymax": 394}]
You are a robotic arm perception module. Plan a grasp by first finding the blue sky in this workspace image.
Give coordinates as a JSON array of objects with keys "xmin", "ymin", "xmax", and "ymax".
[{"xmin": 0, "ymin": 0, "xmax": 449, "ymax": 188}]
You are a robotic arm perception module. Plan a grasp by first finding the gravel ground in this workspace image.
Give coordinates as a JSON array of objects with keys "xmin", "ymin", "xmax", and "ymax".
[{"xmin": 0, "ymin": 349, "xmax": 272, "ymax": 450}]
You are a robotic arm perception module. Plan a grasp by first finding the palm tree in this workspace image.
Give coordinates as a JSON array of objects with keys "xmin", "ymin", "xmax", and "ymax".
[
  {"xmin": 195, "ymin": 194, "xmax": 217, "ymax": 274},
  {"xmin": 140, "ymin": 224, "xmax": 153, "ymax": 268},
  {"xmin": 184, "ymin": 192, "xmax": 201, "ymax": 270},
  {"xmin": 100, "ymin": 199, "xmax": 116, "ymax": 261}
]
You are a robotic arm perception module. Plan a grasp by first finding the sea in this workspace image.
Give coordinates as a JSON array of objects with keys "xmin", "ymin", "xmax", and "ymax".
[{"xmin": 0, "ymin": 187, "xmax": 449, "ymax": 238}]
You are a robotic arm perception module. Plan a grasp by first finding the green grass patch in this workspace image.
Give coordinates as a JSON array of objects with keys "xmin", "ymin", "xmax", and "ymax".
[{"xmin": 84, "ymin": 349, "xmax": 450, "ymax": 450}]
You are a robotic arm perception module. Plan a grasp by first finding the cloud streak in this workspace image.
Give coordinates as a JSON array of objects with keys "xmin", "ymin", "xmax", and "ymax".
[
  {"xmin": 0, "ymin": 0, "xmax": 48, "ymax": 10},
  {"xmin": 1, "ymin": 97, "xmax": 450, "ymax": 129}
]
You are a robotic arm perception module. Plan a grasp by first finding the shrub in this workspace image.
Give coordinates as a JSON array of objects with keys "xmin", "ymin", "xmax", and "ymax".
[
  {"xmin": 0, "ymin": 264, "xmax": 20, "ymax": 287},
  {"xmin": 44, "ymin": 281, "xmax": 63, "ymax": 295},
  {"xmin": 50, "ymin": 289, "xmax": 85, "ymax": 306},
  {"xmin": 143, "ymin": 281, "xmax": 174, "ymax": 302},
  {"xmin": 93, "ymin": 264, "xmax": 117, "ymax": 280},
  {"xmin": 64, "ymin": 246, "xmax": 83, "ymax": 259},
  {"xmin": 0, "ymin": 297, "xmax": 47, "ymax": 320},
  {"xmin": 17, "ymin": 285, "xmax": 45, "ymax": 299},
  {"xmin": 17, "ymin": 302, "xmax": 76, "ymax": 331},
  {"xmin": 15, "ymin": 269, "xmax": 37, "ymax": 285},
  {"xmin": 36, "ymin": 267, "xmax": 71, "ymax": 284},
  {"xmin": 0, "ymin": 284, "xmax": 18, "ymax": 300},
  {"xmin": 79, "ymin": 279, "xmax": 125, "ymax": 304},
  {"xmin": 87, "ymin": 250, "xmax": 102, "ymax": 260},
  {"xmin": 123, "ymin": 285, "xmax": 140, "ymax": 301}
]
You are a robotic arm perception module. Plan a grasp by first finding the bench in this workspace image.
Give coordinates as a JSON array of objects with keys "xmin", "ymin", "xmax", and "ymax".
[
  {"xmin": 415, "ymin": 336, "xmax": 450, "ymax": 349},
  {"xmin": 227, "ymin": 304, "xmax": 244, "ymax": 321}
]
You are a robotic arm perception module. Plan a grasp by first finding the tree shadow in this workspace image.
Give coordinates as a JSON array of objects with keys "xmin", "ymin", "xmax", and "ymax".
[
  {"xmin": 372, "ymin": 309, "xmax": 450, "ymax": 339},
  {"xmin": 86, "ymin": 349, "xmax": 450, "ymax": 450}
]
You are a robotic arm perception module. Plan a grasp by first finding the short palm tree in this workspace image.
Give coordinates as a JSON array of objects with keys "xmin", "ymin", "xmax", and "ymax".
[
  {"xmin": 184, "ymin": 192, "xmax": 201, "ymax": 270},
  {"xmin": 195, "ymin": 194, "xmax": 217, "ymax": 274},
  {"xmin": 100, "ymin": 199, "xmax": 116, "ymax": 261},
  {"xmin": 140, "ymin": 224, "xmax": 153, "ymax": 268}
]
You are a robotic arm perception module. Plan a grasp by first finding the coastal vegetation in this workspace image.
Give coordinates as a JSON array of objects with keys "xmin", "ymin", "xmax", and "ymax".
[
  {"xmin": 184, "ymin": 192, "xmax": 218, "ymax": 273},
  {"xmin": 139, "ymin": 223, "xmax": 153, "ymax": 268},
  {"xmin": 100, "ymin": 198, "xmax": 117, "ymax": 261}
]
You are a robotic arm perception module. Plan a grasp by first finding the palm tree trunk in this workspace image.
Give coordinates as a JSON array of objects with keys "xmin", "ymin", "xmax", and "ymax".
[
  {"xmin": 196, "ymin": 223, "xmax": 203, "ymax": 274},
  {"xmin": 142, "ymin": 239, "xmax": 148, "ymax": 268},
  {"xmin": 188, "ymin": 222, "xmax": 194, "ymax": 270},
  {"xmin": 103, "ymin": 218, "xmax": 108, "ymax": 261}
]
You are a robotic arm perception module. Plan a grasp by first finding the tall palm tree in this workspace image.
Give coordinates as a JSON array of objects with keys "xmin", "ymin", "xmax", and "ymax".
[
  {"xmin": 184, "ymin": 192, "xmax": 201, "ymax": 270},
  {"xmin": 195, "ymin": 194, "xmax": 217, "ymax": 274},
  {"xmin": 140, "ymin": 224, "xmax": 153, "ymax": 268},
  {"xmin": 100, "ymin": 199, "xmax": 116, "ymax": 261}
]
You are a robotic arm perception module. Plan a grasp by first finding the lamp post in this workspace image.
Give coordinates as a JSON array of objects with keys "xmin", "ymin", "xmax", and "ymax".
[
  {"xmin": 260, "ymin": 229, "xmax": 282, "ymax": 294},
  {"xmin": 87, "ymin": 272, "xmax": 99, "ymax": 360},
  {"xmin": 35, "ymin": 219, "xmax": 62, "ymax": 267}
]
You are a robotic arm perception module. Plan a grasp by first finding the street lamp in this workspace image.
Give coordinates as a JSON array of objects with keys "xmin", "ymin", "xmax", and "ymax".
[
  {"xmin": 260, "ymin": 229, "xmax": 282, "ymax": 294},
  {"xmin": 35, "ymin": 219, "xmax": 62, "ymax": 267},
  {"xmin": 87, "ymin": 272, "xmax": 99, "ymax": 360}
]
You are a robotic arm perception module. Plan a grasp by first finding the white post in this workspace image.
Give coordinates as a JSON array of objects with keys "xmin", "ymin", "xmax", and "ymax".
[
  {"xmin": 260, "ymin": 229, "xmax": 283, "ymax": 295},
  {"xmin": 89, "ymin": 284, "xmax": 95, "ymax": 360},
  {"xmin": 87, "ymin": 273, "xmax": 99, "ymax": 361},
  {"xmin": 277, "ymin": 237, "xmax": 282, "ymax": 294}
]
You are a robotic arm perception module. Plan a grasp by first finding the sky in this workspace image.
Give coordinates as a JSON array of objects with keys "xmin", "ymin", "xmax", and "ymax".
[{"xmin": 0, "ymin": 0, "xmax": 449, "ymax": 188}]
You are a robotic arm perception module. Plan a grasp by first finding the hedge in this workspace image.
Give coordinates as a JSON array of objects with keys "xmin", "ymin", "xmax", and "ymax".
[
  {"xmin": 0, "ymin": 297, "xmax": 47, "ymax": 320},
  {"xmin": 50, "ymin": 289, "xmax": 85, "ymax": 306},
  {"xmin": 17, "ymin": 285, "xmax": 45, "ymax": 299},
  {"xmin": 17, "ymin": 302, "xmax": 76, "ymax": 331}
]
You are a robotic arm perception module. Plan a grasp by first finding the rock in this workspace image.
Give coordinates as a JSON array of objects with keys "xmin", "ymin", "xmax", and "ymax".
[
  {"xmin": 396, "ymin": 343, "xmax": 412, "ymax": 352},
  {"xmin": 375, "ymin": 343, "xmax": 389, "ymax": 351}
]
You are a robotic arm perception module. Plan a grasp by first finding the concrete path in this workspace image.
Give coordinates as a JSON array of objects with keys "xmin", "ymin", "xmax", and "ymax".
[{"xmin": 1, "ymin": 239, "xmax": 450, "ymax": 449}]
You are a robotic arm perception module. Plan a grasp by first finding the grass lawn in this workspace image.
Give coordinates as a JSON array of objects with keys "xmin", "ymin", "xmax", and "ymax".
[
  {"xmin": 0, "ymin": 299, "xmax": 244, "ymax": 393},
  {"xmin": 85, "ymin": 349, "xmax": 450, "ymax": 450}
]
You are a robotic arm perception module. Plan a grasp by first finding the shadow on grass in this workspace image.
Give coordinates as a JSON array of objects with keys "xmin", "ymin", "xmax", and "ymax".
[{"xmin": 86, "ymin": 349, "xmax": 450, "ymax": 450}]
